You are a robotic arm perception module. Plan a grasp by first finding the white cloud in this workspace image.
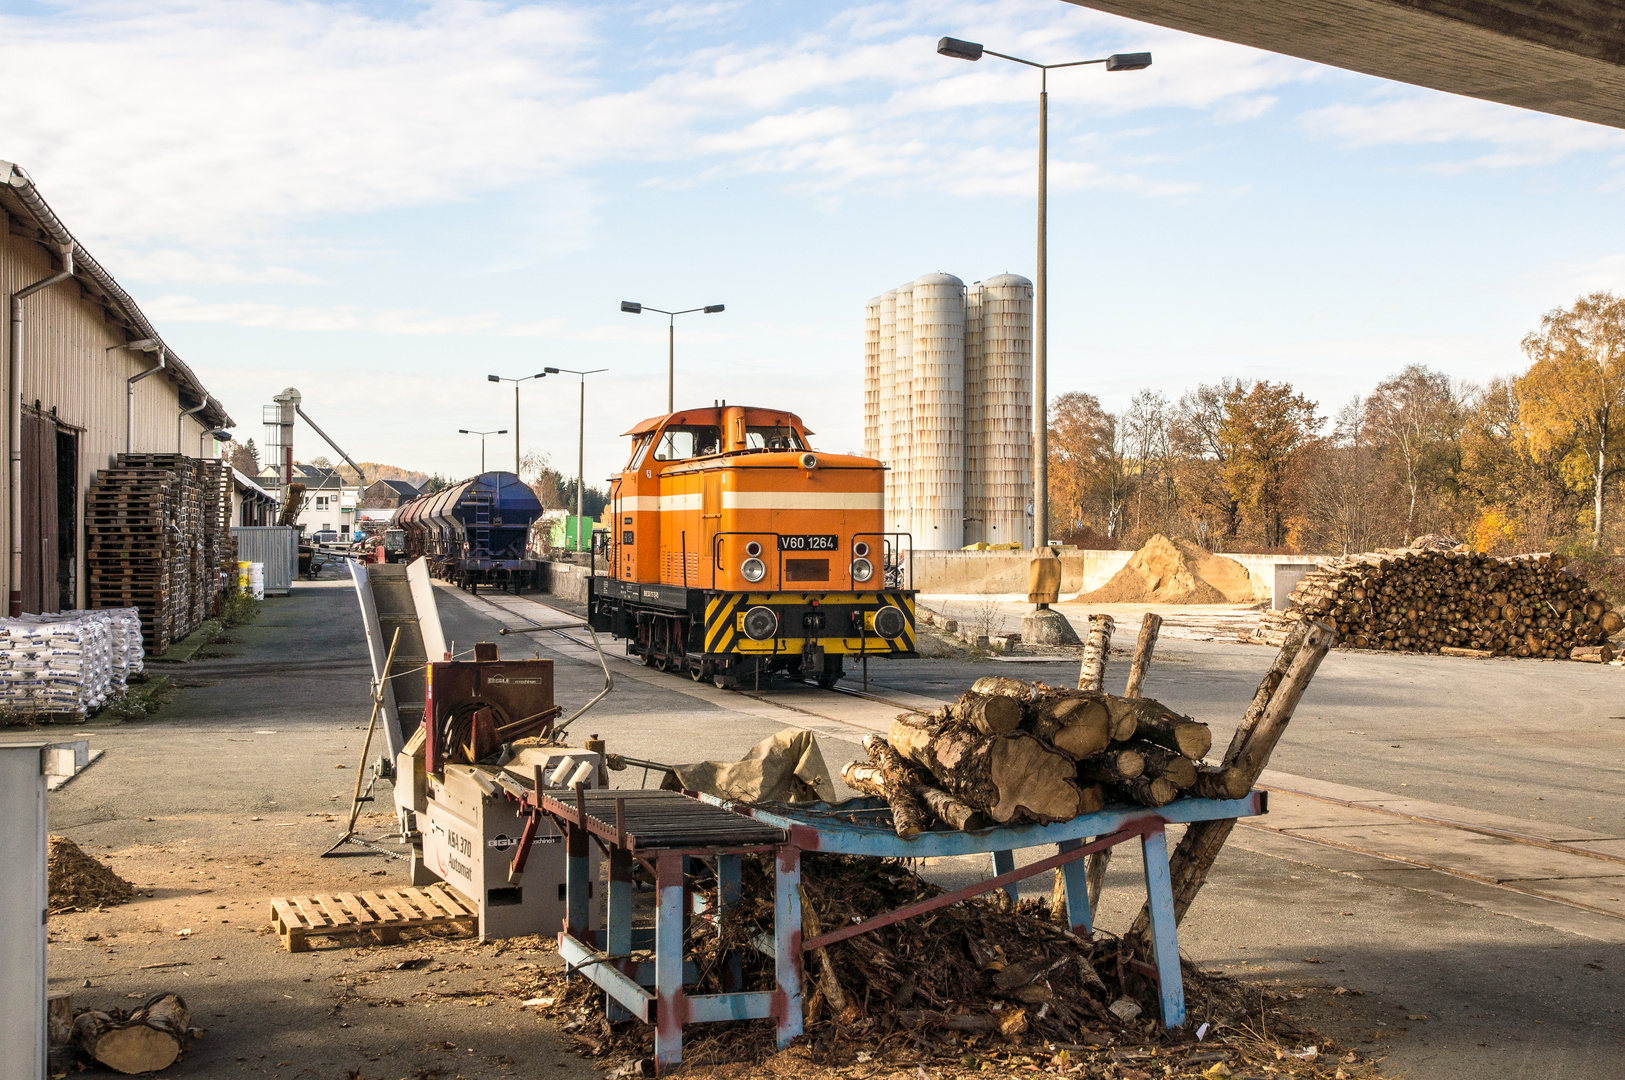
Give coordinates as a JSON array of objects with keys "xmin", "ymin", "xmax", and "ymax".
[{"xmin": 1300, "ymin": 92, "xmax": 1625, "ymax": 167}]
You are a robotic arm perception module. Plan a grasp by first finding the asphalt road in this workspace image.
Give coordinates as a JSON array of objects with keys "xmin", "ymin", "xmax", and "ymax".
[{"xmin": 25, "ymin": 578, "xmax": 1625, "ymax": 1078}]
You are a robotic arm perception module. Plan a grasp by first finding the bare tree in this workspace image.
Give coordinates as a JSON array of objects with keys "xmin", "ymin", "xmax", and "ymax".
[{"xmin": 1363, "ymin": 365, "xmax": 1462, "ymax": 544}]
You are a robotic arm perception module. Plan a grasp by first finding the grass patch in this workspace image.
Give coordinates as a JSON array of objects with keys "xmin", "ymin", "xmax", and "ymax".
[{"xmin": 102, "ymin": 674, "xmax": 174, "ymax": 721}]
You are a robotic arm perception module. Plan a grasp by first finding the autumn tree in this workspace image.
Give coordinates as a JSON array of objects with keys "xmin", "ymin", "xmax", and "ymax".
[
  {"xmin": 1459, "ymin": 378, "xmax": 1578, "ymax": 552},
  {"xmin": 1518, "ymin": 292, "xmax": 1625, "ymax": 549},
  {"xmin": 1170, "ymin": 380, "xmax": 1244, "ymax": 545},
  {"xmin": 1362, "ymin": 364, "xmax": 1463, "ymax": 543},
  {"xmin": 1048, "ymin": 391, "xmax": 1129, "ymax": 542},
  {"xmin": 1122, "ymin": 389, "xmax": 1178, "ymax": 540},
  {"xmin": 1299, "ymin": 397, "xmax": 1383, "ymax": 555},
  {"xmin": 1219, "ymin": 381, "xmax": 1321, "ymax": 548}
]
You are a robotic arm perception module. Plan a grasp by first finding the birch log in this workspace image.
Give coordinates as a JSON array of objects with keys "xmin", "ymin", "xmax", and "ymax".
[
  {"xmin": 1124, "ymin": 613, "xmax": 1163, "ymax": 698},
  {"xmin": 886, "ymin": 713, "xmax": 1100, "ymax": 824},
  {"xmin": 1077, "ymin": 614, "xmax": 1115, "ymax": 691}
]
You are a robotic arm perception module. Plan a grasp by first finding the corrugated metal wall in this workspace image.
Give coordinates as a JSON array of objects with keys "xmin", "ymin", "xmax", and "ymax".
[{"xmin": 1, "ymin": 214, "xmax": 212, "ymax": 610}]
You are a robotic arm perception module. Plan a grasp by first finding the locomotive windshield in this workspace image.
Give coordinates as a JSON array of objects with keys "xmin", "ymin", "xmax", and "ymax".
[
  {"xmin": 746, "ymin": 425, "xmax": 804, "ymax": 451},
  {"xmin": 654, "ymin": 426, "xmax": 723, "ymax": 461}
]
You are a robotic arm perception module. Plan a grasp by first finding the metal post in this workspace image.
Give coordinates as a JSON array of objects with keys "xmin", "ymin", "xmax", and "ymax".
[
  {"xmin": 577, "ymin": 376, "xmax": 586, "ymax": 551},
  {"xmin": 514, "ymin": 383, "xmax": 521, "ymax": 476},
  {"xmin": 667, "ymin": 319, "xmax": 675, "ymax": 414},
  {"xmin": 480, "ymin": 435, "xmax": 486, "ymax": 475},
  {"xmin": 1033, "ymin": 78, "xmax": 1048, "ymax": 553}
]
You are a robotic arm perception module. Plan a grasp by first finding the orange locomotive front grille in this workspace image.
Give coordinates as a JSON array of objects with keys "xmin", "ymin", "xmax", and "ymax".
[{"xmin": 701, "ymin": 592, "xmax": 915, "ymax": 656}]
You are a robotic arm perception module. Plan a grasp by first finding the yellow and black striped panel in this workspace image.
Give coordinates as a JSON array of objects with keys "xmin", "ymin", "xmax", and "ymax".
[{"xmin": 700, "ymin": 592, "xmax": 916, "ymax": 657}]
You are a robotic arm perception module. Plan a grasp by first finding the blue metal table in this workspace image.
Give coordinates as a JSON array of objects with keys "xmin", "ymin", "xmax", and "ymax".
[{"xmin": 546, "ymin": 786, "xmax": 1267, "ymax": 1074}]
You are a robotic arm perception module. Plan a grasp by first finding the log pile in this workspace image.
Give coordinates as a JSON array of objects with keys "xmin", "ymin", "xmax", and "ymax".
[
  {"xmin": 1253, "ymin": 541, "xmax": 1620, "ymax": 660},
  {"xmin": 842, "ymin": 676, "xmax": 1235, "ymax": 836}
]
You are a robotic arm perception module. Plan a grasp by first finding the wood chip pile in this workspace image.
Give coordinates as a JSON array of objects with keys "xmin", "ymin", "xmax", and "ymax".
[
  {"xmin": 87, "ymin": 453, "xmax": 236, "ymax": 652},
  {"xmin": 841, "ymin": 676, "xmax": 1238, "ymax": 837},
  {"xmin": 1253, "ymin": 538, "xmax": 1620, "ymax": 661}
]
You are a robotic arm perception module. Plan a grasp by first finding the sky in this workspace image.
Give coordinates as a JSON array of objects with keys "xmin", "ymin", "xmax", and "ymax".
[{"xmin": 5, "ymin": 0, "xmax": 1625, "ymax": 488}]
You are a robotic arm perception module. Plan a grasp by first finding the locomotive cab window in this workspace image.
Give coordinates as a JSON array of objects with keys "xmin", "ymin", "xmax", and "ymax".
[
  {"xmin": 653, "ymin": 425, "xmax": 722, "ymax": 461},
  {"xmin": 625, "ymin": 435, "xmax": 653, "ymax": 470},
  {"xmin": 745, "ymin": 426, "xmax": 804, "ymax": 451}
]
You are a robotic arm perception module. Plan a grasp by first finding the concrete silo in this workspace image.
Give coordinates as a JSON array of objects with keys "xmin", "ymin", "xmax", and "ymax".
[
  {"xmin": 863, "ymin": 296, "xmax": 882, "ymax": 461},
  {"xmin": 978, "ymin": 274, "xmax": 1034, "ymax": 548},
  {"xmin": 963, "ymin": 284, "xmax": 985, "ymax": 546},
  {"xmin": 876, "ymin": 290, "xmax": 898, "ymax": 521},
  {"xmin": 908, "ymin": 273, "xmax": 966, "ymax": 549},
  {"xmin": 890, "ymin": 283, "xmax": 914, "ymax": 535}
]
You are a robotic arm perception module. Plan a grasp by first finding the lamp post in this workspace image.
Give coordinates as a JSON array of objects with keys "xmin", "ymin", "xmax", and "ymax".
[
  {"xmin": 458, "ymin": 428, "xmax": 507, "ymax": 475},
  {"xmin": 619, "ymin": 301, "xmax": 724, "ymax": 413},
  {"xmin": 937, "ymin": 38, "xmax": 1150, "ymax": 553},
  {"xmin": 486, "ymin": 371, "xmax": 549, "ymax": 475},
  {"xmin": 542, "ymin": 366, "xmax": 607, "ymax": 551}
]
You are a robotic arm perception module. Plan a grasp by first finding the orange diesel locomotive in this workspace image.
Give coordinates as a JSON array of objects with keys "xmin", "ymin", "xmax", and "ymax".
[{"xmin": 587, "ymin": 404, "xmax": 916, "ymax": 687}]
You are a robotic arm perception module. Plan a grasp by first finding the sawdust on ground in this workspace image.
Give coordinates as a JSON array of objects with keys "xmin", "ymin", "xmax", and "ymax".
[
  {"xmin": 48, "ymin": 835, "xmax": 135, "ymax": 910},
  {"xmin": 1074, "ymin": 535, "xmax": 1262, "ymax": 605}
]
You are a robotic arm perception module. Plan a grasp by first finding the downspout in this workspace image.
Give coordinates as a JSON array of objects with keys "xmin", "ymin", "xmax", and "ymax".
[
  {"xmin": 178, "ymin": 398, "xmax": 209, "ymax": 453},
  {"xmin": 8, "ymin": 243, "xmax": 75, "ymax": 616},
  {"xmin": 127, "ymin": 346, "xmax": 166, "ymax": 454}
]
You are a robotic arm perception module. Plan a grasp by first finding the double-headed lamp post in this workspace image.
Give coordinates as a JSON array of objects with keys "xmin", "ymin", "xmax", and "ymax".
[
  {"xmin": 937, "ymin": 37, "xmax": 1150, "ymax": 554},
  {"xmin": 619, "ymin": 301, "xmax": 724, "ymax": 413},
  {"xmin": 542, "ymin": 366, "xmax": 608, "ymax": 551},
  {"xmin": 458, "ymin": 428, "xmax": 507, "ymax": 474},
  {"xmin": 487, "ymin": 371, "xmax": 549, "ymax": 474}
]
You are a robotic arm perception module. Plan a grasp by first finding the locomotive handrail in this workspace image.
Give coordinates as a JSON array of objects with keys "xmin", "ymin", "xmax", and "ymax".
[
  {"xmin": 710, "ymin": 531, "xmax": 782, "ymax": 591},
  {"xmin": 849, "ymin": 531, "xmax": 913, "ymax": 592}
]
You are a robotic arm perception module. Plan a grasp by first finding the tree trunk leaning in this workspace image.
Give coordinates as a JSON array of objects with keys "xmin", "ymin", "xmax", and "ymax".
[
  {"xmin": 1078, "ymin": 614, "xmax": 1115, "ymax": 691},
  {"xmin": 1126, "ymin": 620, "xmax": 1334, "ymax": 951},
  {"xmin": 1124, "ymin": 613, "xmax": 1163, "ymax": 698}
]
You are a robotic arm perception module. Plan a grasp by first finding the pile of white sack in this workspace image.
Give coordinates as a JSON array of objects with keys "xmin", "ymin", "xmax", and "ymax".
[{"xmin": 0, "ymin": 608, "xmax": 145, "ymax": 719}]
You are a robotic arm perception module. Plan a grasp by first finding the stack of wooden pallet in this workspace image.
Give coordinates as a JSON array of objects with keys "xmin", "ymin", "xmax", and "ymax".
[{"xmin": 86, "ymin": 454, "xmax": 236, "ymax": 653}]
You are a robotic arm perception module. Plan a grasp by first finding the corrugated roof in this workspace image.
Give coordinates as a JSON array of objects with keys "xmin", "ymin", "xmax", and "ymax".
[{"xmin": 1, "ymin": 160, "xmax": 233, "ymax": 430}]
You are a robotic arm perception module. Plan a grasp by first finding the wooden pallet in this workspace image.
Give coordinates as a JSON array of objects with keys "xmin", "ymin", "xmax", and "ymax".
[{"xmin": 268, "ymin": 886, "xmax": 478, "ymax": 952}]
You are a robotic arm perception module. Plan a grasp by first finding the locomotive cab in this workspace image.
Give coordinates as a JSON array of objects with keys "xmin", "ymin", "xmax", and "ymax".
[{"xmin": 589, "ymin": 404, "xmax": 916, "ymax": 688}]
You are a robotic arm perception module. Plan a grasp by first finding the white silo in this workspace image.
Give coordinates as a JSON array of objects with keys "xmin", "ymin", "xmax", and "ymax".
[
  {"xmin": 876, "ymin": 290, "xmax": 898, "ymax": 520},
  {"xmin": 963, "ymin": 284, "xmax": 984, "ymax": 546},
  {"xmin": 863, "ymin": 296, "xmax": 882, "ymax": 461},
  {"xmin": 909, "ymin": 274, "xmax": 965, "ymax": 550},
  {"xmin": 890, "ymin": 283, "xmax": 914, "ymax": 537},
  {"xmin": 979, "ymin": 274, "xmax": 1034, "ymax": 548}
]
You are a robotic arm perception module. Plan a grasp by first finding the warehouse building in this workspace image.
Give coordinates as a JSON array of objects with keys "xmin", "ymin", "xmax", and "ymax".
[{"xmin": 1, "ymin": 161, "xmax": 234, "ymax": 614}]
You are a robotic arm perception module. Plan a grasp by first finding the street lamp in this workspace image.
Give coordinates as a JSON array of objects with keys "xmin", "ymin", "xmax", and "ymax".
[
  {"xmin": 458, "ymin": 428, "xmax": 507, "ymax": 475},
  {"xmin": 487, "ymin": 371, "xmax": 550, "ymax": 475},
  {"xmin": 619, "ymin": 300, "xmax": 724, "ymax": 413},
  {"xmin": 937, "ymin": 37, "xmax": 1150, "ymax": 553},
  {"xmin": 542, "ymin": 366, "xmax": 607, "ymax": 551}
]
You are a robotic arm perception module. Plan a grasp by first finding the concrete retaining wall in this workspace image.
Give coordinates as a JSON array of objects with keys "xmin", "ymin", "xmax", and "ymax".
[
  {"xmin": 538, "ymin": 560, "xmax": 595, "ymax": 605},
  {"xmin": 907, "ymin": 548, "xmax": 1330, "ymax": 604}
]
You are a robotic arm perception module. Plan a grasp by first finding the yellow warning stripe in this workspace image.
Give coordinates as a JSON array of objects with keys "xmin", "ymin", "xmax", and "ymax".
[{"xmin": 704, "ymin": 594, "xmax": 743, "ymax": 653}]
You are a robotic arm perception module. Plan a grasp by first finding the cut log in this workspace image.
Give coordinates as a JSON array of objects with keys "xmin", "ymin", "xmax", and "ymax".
[
  {"xmin": 855, "ymin": 737, "xmax": 931, "ymax": 839},
  {"xmin": 948, "ymin": 691, "xmax": 1025, "ymax": 736},
  {"xmin": 919, "ymin": 785, "xmax": 985, "ymax": 831},
  {"xmin": 1027, "ymin": 694, "xmax": 1113, "ymax": 759},
  {"xmin": 970, "ymin": 676, "xmax": 1032, "ymax": 700},
  {"xmin": 1124, "ymin": 741, "xmax": 1197, "ymax": 788},
  {"xmin": 1109, "ymin": 698, "xmax": 1211, "ymax": 758},
  {"xmin": 1571, "ymin": 644, "xmax": 1614, "ymax": 663},
  {"xmin": 887, "ymin": 714, "xmax": 1094, "ymax": 824},
  {"xmin": 1077, "ymin": 614, "xmax": 1115, "ymax": 692},
  {"xmin": 1110, "ymin": 775, "xmax": 1179, "ymax": 808},
  {"xmin": 1439, "ymin": 646, "xmax": 1493, "ymax": 658},
  {"xmin": 1124, "ymin": 613, "xmax": 1162, "ymax": 698},
  {"xmin": 1075, "ymin": 747, "xmax": 1145, "ymax": 784},
  {"xmin": 1190, "ymin": 764, "xmax": 1250, "ymax": 801},
  {"xmin": 74, "ymin": 993, "xmax": 192, "ymax": 1075}
]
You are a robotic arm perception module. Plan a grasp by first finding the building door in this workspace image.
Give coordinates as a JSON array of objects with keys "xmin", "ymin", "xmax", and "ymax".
[
  {"xmin": 56, "ymin": 427, "xmax": 79, "ymax": 611},
  {"xmin": 18, "ymin": 413, "xmax": 62, "ymax": 613}
]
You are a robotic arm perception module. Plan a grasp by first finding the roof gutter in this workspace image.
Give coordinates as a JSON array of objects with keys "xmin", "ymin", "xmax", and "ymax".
[
  {"xmin": 179, "ymin": 396, "xmax": 210, "ymax": 453},
  {"xmin": 7, "ymin": 237, "xmax": 75, "ymax": 616}
]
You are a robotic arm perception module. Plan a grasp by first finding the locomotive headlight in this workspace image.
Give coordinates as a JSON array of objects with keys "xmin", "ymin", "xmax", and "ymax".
[
  {"xmin": 742, "ymin": 605, "xmax": 779, "ymax": 641},
  {"xmin": 872, "ymin": 605, "xmax": 906, "ymax": 639},
  {"xmin": 741, "ymin": 557, "xmax": 766, "ymax": 582},
  {"xmin": 851, "ymin": 557, "xmax": 874, "ymax": 582}
]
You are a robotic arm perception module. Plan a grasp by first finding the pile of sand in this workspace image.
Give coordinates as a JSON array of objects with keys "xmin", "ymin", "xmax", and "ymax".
[
  {"xmin": 48, "ymin": 835, "xmax": 134, "ymax": 910},
  {"xmin": 1074, "ymin": 534, "xmax": 1261, "ymax": 604}
]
